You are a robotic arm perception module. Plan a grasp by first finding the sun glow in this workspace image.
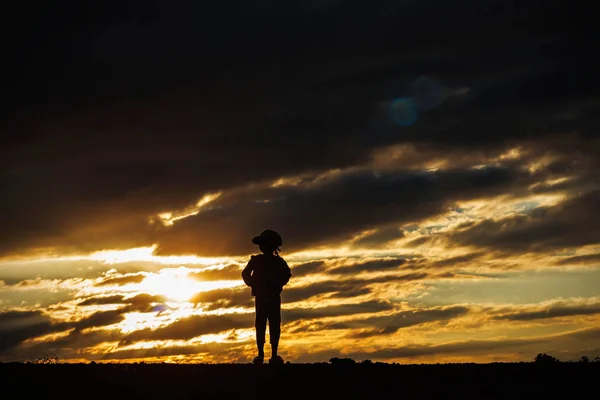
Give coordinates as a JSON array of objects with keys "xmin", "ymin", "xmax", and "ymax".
[
  {"xmin": 136, "ymin": 267, "xmax": 240, "ymax": 302},
  {"xmin": 118, "ymin": 312, "xmax": 169, "ymax": 333}
]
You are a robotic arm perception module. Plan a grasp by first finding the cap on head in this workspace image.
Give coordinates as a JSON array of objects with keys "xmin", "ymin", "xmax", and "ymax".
[{"xmin": 252, "ymin": 229, "xmax": 283, "ymax": 248}]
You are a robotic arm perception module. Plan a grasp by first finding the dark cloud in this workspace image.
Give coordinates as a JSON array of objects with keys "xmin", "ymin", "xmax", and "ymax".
[
  {"xmin": 567, "ymin": 327, "xmax": 600, "ymax": 342},
  {"xmin": 554, "ymin": 253, "xmax": 600, "ymax": 266},
  {"xmin": 78, "ymin": 293, "xmax": 167, "ymax": 312},
  {"xmin": 327, "ymin": 306, "xmax": 469, "ymax": 335},
  {"xmin": 188, "ymin": 264, "xmax": 243, "ymax": 281},
  {"xmin": 155, "ymin": 165, "xmax": 531, "ymax": 256},
  {"xmin": 190, "ymin": 287, "xmax": 253, "ymax": 310},
  {"xmin": 78, "ymin": 295, "xmax": 127, "ymax": 306},
  {"xmin": 329, "ymin": 288, "xmax": 374, "ymax": 299},
  {"xmin": 71, "ymin": 309, "xmax": 126, "ymax": 331},
  {"xmin": 94, "ymin": 273, "xmax": 146, "ymax": 287},
  {"xmin": 405, "ymin": 236, "xmax": 433, "ymax": 247},
  {"xmin": 283, "ymin": 272, "xmax": 427, "ymax": 303},
  {"xmin": 0, "ymin": 310, "xmax": 57, "ymax": 353},
  {"xmin": 449, "ymin": 190, "xmax": 600, "ymax": 253},
  {"xmin": 350, "ymin": 226, "xmax": 406, "ymax": 248},
  {"xmin": 328, "ymin": 258, "xmax": 408, "ymax": 275},
  {"xmin": 430, "ymin": 252, "xmax": 486, "ymax": 268},
  {"xmin": 308, "ymin": 325, "xmax": 600, "ymax": 362},
  {"xmin": 492, "ymin": 303, "xmax": 600, "ymax": 321},
  {"xmin": 95, "ymin": 341, "xmax": 244, "ymax": 361},
  {"xmin": 1, "ymin": 1, "xmax": 596, "ymax": 258},
  {"xmin": 287, "ymin": 305, "xmax": 468, "ymax": 336},
  {"xmin": 309, "ymin": 336, "xmax": 550, "ymax": 361},
  {"xmin": 284, "ymin": 300, "xmax": 394, "ymax": 322},
  {"xmin": 0, "ymin": 307, "xmax": 130, "ymax": 353},
  {"xmin": 122, "ymin": 313, "xmax": 254, "ymax": 343},
  {"xmin": 290, "ymin": 261, "xmax": 327, "ymax": 277},
  {"xmin": 0, "ymin": 328, "xmax": 119, "ymax": 362}
]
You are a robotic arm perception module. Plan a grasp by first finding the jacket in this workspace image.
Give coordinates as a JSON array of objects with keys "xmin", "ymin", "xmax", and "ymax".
[{"xmin": 241, "ymin": 254, "xmax": 292, "ymax": 297}]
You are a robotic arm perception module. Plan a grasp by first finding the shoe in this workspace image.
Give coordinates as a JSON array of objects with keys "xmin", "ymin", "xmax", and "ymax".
[
  {"xmin": 269, "ymin": 355, "xmax": 284, "ymax": 365},
  {"xmin": 253, "ymin": 356, "xmax": 264, "ymax": 365}
]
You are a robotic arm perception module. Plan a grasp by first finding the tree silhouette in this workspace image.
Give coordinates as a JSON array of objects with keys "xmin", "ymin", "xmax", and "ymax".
[{"xmin": 579, "ymin": 356, "xmax": 589, "ymax": 364}]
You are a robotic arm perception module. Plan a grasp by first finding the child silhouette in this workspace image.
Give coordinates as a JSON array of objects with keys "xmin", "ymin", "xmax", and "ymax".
[{"xmin": 242, "ymin": 229, "xmax": 292, "ymax": 365}]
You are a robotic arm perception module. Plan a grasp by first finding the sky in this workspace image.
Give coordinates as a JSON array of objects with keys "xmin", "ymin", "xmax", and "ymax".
[{"xmin": 1, "ymin": 1, "xmax": 599, "ymax": 364}]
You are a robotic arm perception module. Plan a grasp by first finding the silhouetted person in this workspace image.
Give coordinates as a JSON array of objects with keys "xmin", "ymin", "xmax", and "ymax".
[{"xmin": 242, "ymin": 229, "xmax": 292, "ymax": 365}]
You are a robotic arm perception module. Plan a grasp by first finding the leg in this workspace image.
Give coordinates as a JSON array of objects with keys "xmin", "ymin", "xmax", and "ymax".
[
  {"xmin": 267, "ymin": 296, "xmax": 282, "ymax": 359},
  {"xmin": 255, "ymin": 297, "xmax": 267, "ymax": 359}
]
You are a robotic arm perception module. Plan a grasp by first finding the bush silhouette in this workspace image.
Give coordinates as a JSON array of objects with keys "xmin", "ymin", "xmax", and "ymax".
[
  {"xmin": 329, "ymin": 357, "xmax": 357, "ymax": 365},
  {"xmin": 534, "ymin": 353, "xmax": 560, "ymax": 364}
]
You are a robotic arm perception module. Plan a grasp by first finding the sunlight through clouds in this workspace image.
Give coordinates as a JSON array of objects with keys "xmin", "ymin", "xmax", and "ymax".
[
  {"xmin": 136, "ymin": 267, "xmax": 240, "ymax": 302},
  {"xmin": 154, "ymin": 192, "xmax": 222, "ymax": 226},
  {"xmin": 88, "ymin": 245, "xmax": 231, "ymax": 265}
]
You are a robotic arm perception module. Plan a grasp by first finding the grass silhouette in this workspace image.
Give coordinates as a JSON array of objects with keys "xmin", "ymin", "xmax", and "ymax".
[{"xmin": 2, "ymin": 355, "xmax": 598, "ymax": 399}]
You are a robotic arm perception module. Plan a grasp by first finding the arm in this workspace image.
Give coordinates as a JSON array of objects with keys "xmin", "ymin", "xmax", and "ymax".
[
  {"xmin": 241, "ymin": 257, "xmax": 255, "ymax": 287},
  {"xmin": 278, "ymin": 259, "xmax": 292, "ymax": 288}
]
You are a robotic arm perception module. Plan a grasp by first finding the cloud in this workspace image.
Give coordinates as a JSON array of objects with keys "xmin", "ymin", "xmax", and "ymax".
[
  {"xmin": 93, "ymin": 341, "xmax": 244, "ymax": 361},
  {"xmin": 121, "ymin": 313, "xmax": 254, "ymax": 342},
  {"xmin": 449, "ymin": 190, "xmax": 600, "ymax": 253},
  {"xmin": 70, "ymin": 309, "xmax": 126, "ymax": 331},
  {"xmin": 155, "ymin": 165, "xmax": 530, "ymax": 256},
  {"xmin": 0, "ymin": 305, "xmax": 143, "ymax": 354},
  {"xmin": 0, "ymin": 260, "xmax": 112, "ymax": 285},
  {"xmin": 282, "ymin": 272, "xmax": 427, "ymax": 303},
  {"xmin": 94, "ymin": 273, "xmax": 146, "ymax": 287},
  {"xmin": 304, "ymin": 325, "xmax": 600, "ymax": 362},
  {"xmin": 327, "ymin": 258, "xmax": 408, "ymax": 275},
  {"xmin": 78, "ymin": 295, "xmax": 127, "ymax": 306},
  {"xmin": 492, "ymin": 301, "xmax": 600, "ymax": 322},
  {"xmin": 122, "ymin": 294, "xmax": 168, "ymax": 312},
  {"xmin": 78, "ymin": 293, "xmax": 167, "ymax": 312},
  {"xmin": 284, "ymin": 300, "xmax": 394, "ymax": 322},
  {"xmin": 554, "ymin": 253, "xmax": 600, "ymax": 266},
  {"xmin": 2, "ymin": 0, "xmax": 595, "ymax": 259},
  {"xmin": 350, "ymin": 226, "xmax": 406, "ymax": 248},
  {"xmin": 290, "ymin": 261, "xmax": 327, "ymax": 277},
  {"xmin": 188, "ymin": 264, "xmax": 243, "ymax": 281},
  {"xmin": 429, "ymin": 252, "xmax": 486, "ymax": 268},
  {"xmin": 0, "ymin": 310, "xmax": 58, "ymax": 353},
  {"xmin": 334, "ymin": 336, "xmax": 550, "ymax": 360},
  {"xmin": 190, "ymin": 287, "xmax": 253, "ymax": 310},
  {"xmin": 315, "ymin": 306, "xmax": 470, "ymax": 336}
]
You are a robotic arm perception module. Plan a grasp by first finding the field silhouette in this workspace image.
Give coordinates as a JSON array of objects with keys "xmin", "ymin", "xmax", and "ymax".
[{"xmin": 2, "ymin": 357, "xmax": 597, "ymax": 399}]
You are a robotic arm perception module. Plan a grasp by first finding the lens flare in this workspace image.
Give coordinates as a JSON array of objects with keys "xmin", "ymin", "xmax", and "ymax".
[{"xmin": 389, "ymin": 97, "xmax": 418, "ymax": 126}]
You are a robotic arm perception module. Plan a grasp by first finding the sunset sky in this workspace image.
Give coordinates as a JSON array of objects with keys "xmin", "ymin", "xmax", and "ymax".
[{"xmin": 1, "ymin": 1, "xmax": 598, "ymax": 364}]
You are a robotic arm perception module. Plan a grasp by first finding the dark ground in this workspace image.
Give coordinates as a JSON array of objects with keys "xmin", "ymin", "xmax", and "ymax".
[{"xmin": 2, "ymin": 362, "xmax": 598, "ymax": 399}]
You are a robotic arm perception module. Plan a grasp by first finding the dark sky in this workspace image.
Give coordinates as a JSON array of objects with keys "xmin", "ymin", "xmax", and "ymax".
[{"xmin": 1, "ymin": 0, "xmax": 597, "ymax": 257}]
